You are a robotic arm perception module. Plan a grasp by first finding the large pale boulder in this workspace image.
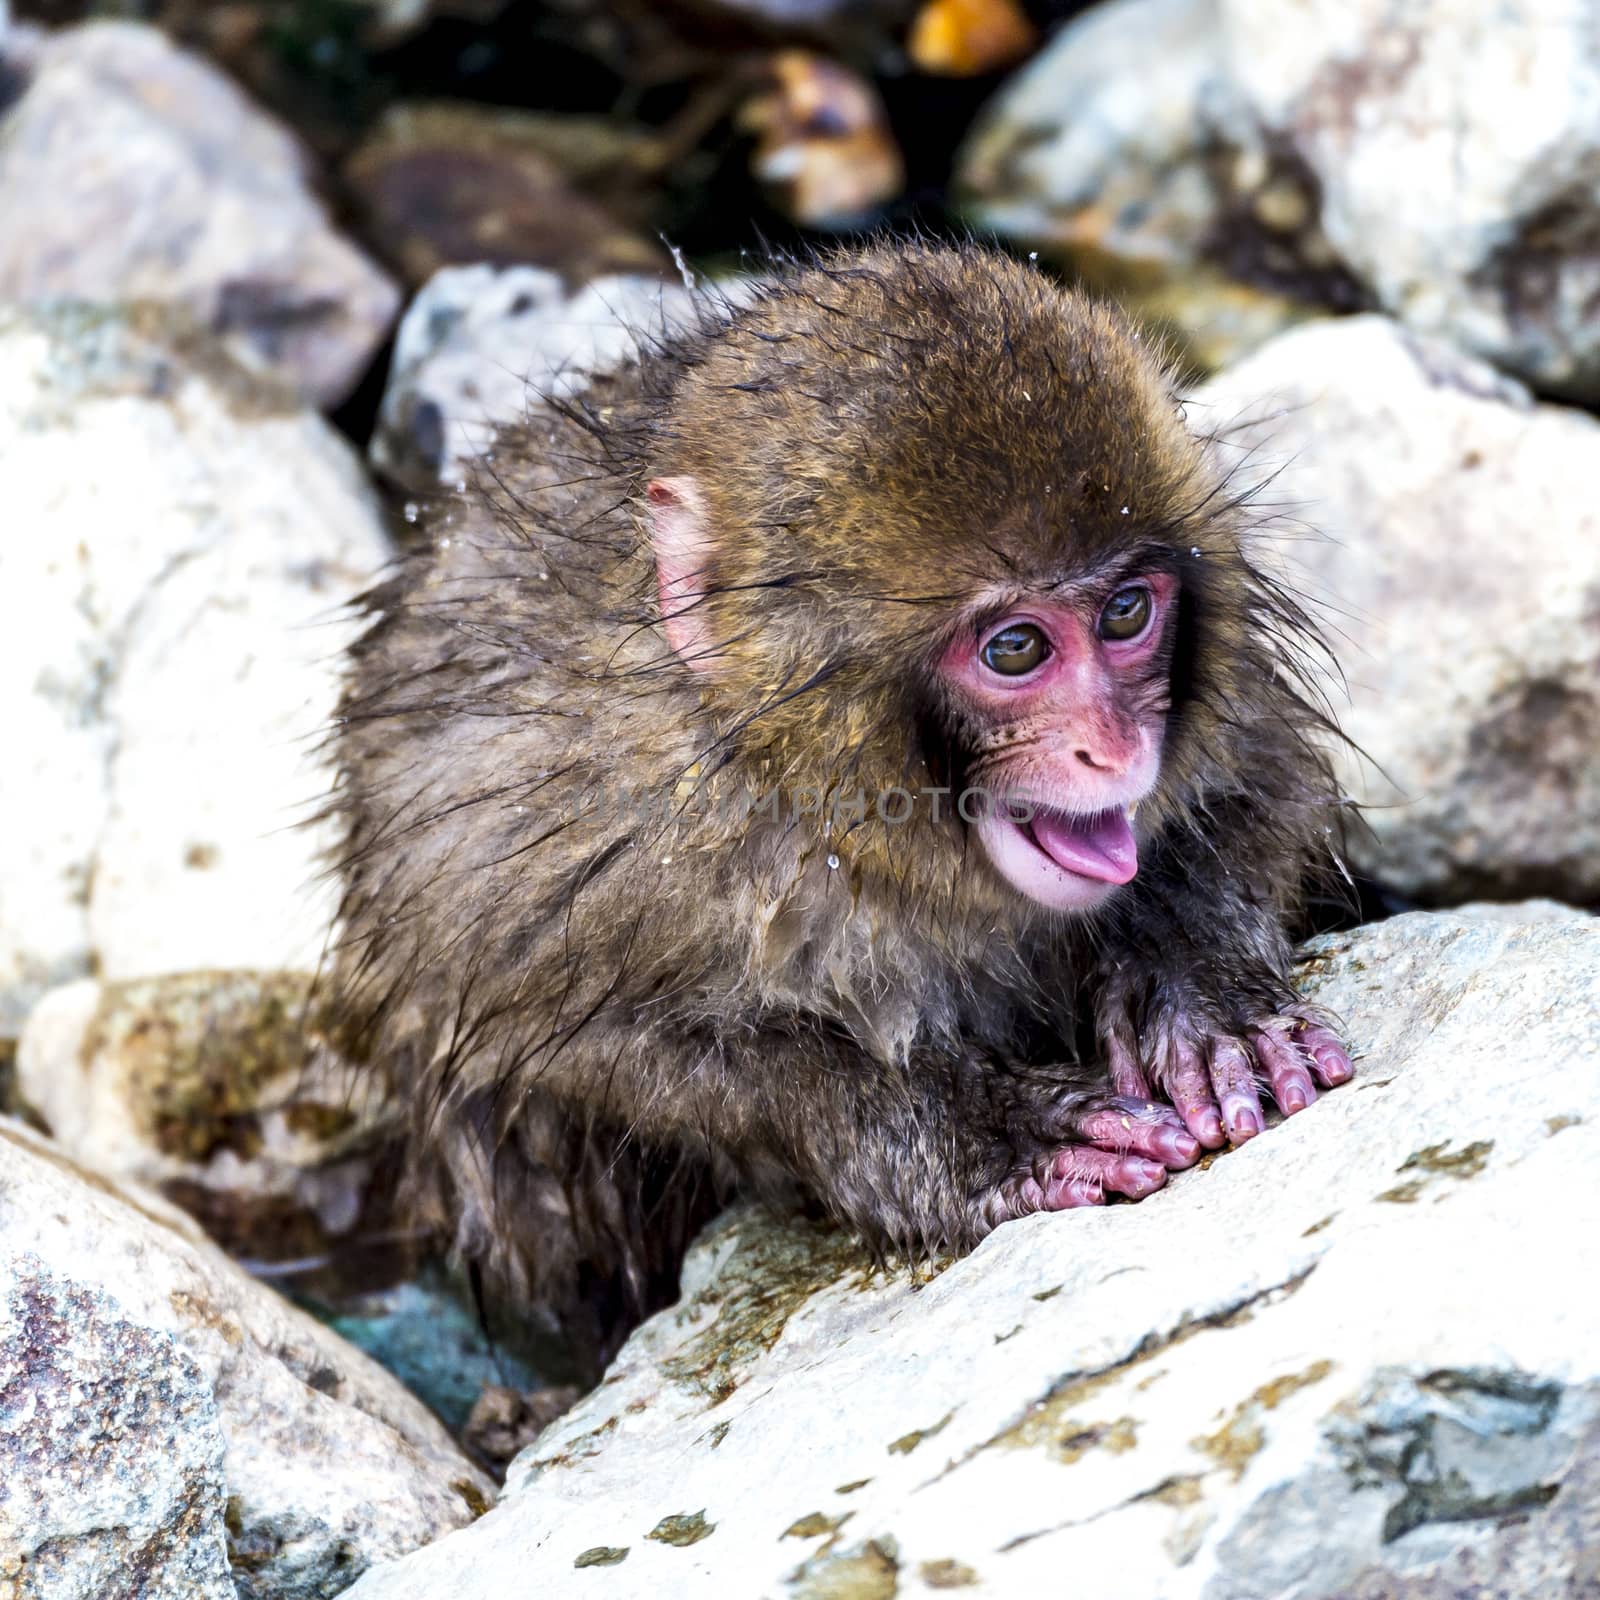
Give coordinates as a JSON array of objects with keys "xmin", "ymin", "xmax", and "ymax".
[
  {"xmin": 1192, "ymin": 315, "xmax": 1600, "ymax": 904},
  {"xmin": 0, "ymin": 304, "xmax": 392, "ymax": 1040},
  {"xmin": 346, "ymin": 905, "xmax": 1600, "ymax": 1598},
  {"xmin": 0, "ymin": 1118, "xmax": 492, "ymax": 1599},
  {"xmin": 0, "ymin": 20, "xmax": 398, "ymax": 405},
  {"xmin": 959, "ymin": 0, "xmax": 1600, "ymax": 398},
  {"xmin": 1217, "ymin": 0, "xmax": 1600, "ymax": 400}
]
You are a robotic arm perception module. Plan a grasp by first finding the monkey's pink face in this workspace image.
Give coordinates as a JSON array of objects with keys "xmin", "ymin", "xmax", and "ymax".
[{"xmin": 941, "ymin": 573, "xmax": 1177, "ymax": 913}]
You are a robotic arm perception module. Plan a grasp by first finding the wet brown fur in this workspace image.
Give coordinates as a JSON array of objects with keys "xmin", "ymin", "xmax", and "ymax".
[{"xmin": 328, "ymin": 242, "xmax": 1345, "ymax": 1365}]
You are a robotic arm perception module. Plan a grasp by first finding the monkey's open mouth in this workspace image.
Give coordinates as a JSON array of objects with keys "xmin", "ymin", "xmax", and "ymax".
[{"xmin": 975, "ymin": 802, "xmax": 1139, "ymax": 911}]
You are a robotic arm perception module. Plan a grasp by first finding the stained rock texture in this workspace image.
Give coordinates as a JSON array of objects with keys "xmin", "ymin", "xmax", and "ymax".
[
  {"xmin": 370, "ymin": 263, "xmax": 693, "ymax": 492},
  {"xmin": 0, "ymin": 304, "xmax": 391, "ymax": 1039},
  {"xmin": 0, "ymin": 21, "xmax": 398, "ymax": 406},
  {"xmin": 1192, "ymin": 316, "xmax": 1600, "ymax": 903},
  {"xmin": 0, "ymin": 1118, "xmax": 493, "ymax": 1600},
  {"xmin": 344, "ymin": 906, "xmax": 1600, "ymax": 1598},
  {"xmin": 15, "ymin": 972, "xmax": 387, "ymax": 1263},
  {"xmin": 959, "ymin": 0, "xmax": 1600, "ymax": 398}
]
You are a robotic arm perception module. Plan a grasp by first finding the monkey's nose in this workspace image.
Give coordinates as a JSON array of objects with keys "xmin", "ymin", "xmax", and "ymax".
[{"xmin": 1074, "ymin": 746, "xmax": 1117, "ymax": 772}]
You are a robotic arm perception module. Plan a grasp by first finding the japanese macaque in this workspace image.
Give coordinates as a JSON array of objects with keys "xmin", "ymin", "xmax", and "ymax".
[{"xmin": 331, "ymin": 243, "xmax": 1353, "ymax": 1355}]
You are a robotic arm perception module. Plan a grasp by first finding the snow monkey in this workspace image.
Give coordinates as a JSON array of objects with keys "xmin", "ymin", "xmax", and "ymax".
[{"xmin": 331, "ymin": 243, "xmax": 1353, "ymax": 1353}]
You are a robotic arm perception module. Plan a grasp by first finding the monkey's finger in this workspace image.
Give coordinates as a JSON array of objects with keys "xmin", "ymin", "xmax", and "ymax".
[
  {"xmin": 1073, "ymin": 1099, "xmax": 1200, "ymax": 1169},
  {"xmin": 1295, "ymin": 1023, "xmax": 1354, "ymax": 1087},
  {"xmin": 1103, "ymin": 1034, "xmax": 1151, "ymax": 1100},
  {"xmin": 1206, "ymin": 1038, "xmax": 1264, "ymax": 1145},
  {"xmin": 1251, "ymin": 1030, "xmax": 1318, "ymax": 1117},
  {"xmin": 1162, "ymin": 1041, "xmax": 1226, "ymax": 1151},
  {"xmin": 1040, "ymin": 1146, "xmax": 1167, "ymax": 1207}
]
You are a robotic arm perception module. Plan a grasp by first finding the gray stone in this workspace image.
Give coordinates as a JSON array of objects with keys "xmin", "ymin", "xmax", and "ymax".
[
  {"xmin": 0, "ymin": 1264, "xmax": 233, "ymax": 1600},
  {"xmin": 344, "ymin": 907, "xmax": 1600, "ymax": 1598},
  {"xmin": 1191, "ymin": 314, "xmax": 1600, "ymax": 903},
  {"xmin": 0, "ymin": 20, "xmax": 398, "ymax": 406},
  {"xmin": 370, "ymin": 262, "xmax": 694, "ymax": 492},
  {"xmin": 0, "ymin": 303, "xmax": 391, "ymax": 1040},
  {"xmin": 0, "ymin": 1117, "xmax": 493, "ymax": 1599}
]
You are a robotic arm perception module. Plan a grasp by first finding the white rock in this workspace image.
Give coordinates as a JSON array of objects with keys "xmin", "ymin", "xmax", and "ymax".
[
  {"xmin": 0, "ymin": 20, "xmax": 398, "ymax": 406},
  {"xmin": 0, "ymin": 304, "xmax": 392, "ymax": 1038},
  {"xmin": 960, "ymin": 0, "xmax": 1600, "ymax": 397},
  {"xmin": 1191, "ymin": 315, "xmax": 1600, "ymax": 902},
  {"xmin": 1219, "ymin": 0, "xmax": 1600, "ymax": 398},
  {"xmin": 0, "ymin": 1117, "xmax": 492, "ymax": 1598},
  {"xmin": 371, "ymin": 263, "xmax": 694, "ymax": 491},
  {"xmin": 959, "ymin": 0, "xmax": 1230, "ymax": 272},
  {"xmin": 345, "ymin": 906, "xmax": 1600, "ymax": 1598}
]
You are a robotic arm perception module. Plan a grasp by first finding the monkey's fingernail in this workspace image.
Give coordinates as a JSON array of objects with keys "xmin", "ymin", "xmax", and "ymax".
[
  {"xmin": 1317, "ymin": 1051, "xmax": 1353, "ymax": 1084},
  {"xmin": 1228, "ymin": 1106, "xmax": 1262, "ymax": 1143},
  {"xmin": 1191, "ymin": 1108, "xmax": 1225, "ymax": 1149},
  {"xmin": 1281, "ymin": 1082, "xmax": 1310, "ymax": 1114},
  {"xmin": 1123, "ymin": 1159, "xmax": 1167, "ymax": 1195},
  {"xmin": 1154, "ymin": 1127, "xmax": 1200, "ymax": 1166}
]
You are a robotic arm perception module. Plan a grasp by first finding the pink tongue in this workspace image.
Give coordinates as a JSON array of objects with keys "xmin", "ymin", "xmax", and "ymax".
[{"xmin": 1028, "ymin": 806, "xmax": 1139, "ymax": 885}]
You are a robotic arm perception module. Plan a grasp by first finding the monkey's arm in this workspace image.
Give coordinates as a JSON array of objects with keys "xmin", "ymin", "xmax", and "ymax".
[
  {"xmin": 590, "ymin": 1023, "xmax": 1202, "ymax": 1250},
  {"xmin": 1091, "ymin": 811, "xmax": 1354, "ymax": 1150}
]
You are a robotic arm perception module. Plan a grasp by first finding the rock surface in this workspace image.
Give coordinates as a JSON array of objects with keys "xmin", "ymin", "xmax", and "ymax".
[
  {"xmin": 370, "ymin": 263, "xmax": 694, "ymax": 491},
  {"xmin": 0, "ymin": 1116, "xmax": 492, "ymax": 1599},
  {"xmin": 0, "ymin": 20, "xmax": 398, "ymax": 406},
  {"xmin": 1217, "ymin": 0, "xmax": 1600, "ymax": 401},
  {"xmin": 15, "ymin": 972, "xmax": 387, "ymax": 1263},
  {"xmin": 1191, "ymin": 315, "xmax": 1600, "ymax": 904},
  {"xmin": 959, "ymin": 0, "xmax": 1600, "ymax": 398},
  {"xmin": 0, "ymin": 303, "xmax": 392, "ymax": 1040},
  {"xmin": 344, "ymin": 905, "xmax": 1600, "ymax": 1598}
]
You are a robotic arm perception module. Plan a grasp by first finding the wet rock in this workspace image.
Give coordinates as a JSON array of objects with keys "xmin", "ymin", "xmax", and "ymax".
[
  {"xmin": 0, "ymin": 19, "xmax": 398, "ymax": 405},
  {"xmin": 0, "ymin": 303, "xmax": 391, "ymax": 1040},
  {"xmin": 370, "ymin": 263, "xmax": 695, "ymax": 492},
  {"xmin": 461, "ymin": 1383, "xmax": 583, "ymax": 1475},
  {"xmin": 1192, "ymin": 315, "xmax": 1600, "ymax": 903},
  {"xmin": 345, "ymin": 101, "xmax": 667, "ymax": 289},
  {"xmin": 15, "ymin": 972, "xmax": 389, "ymax": 1264},
  {"xmin": 342, "ymin": 906, "xmax": 1600, "ymax": 1598},
  {"xmin": 0, "ymin": 1116, "xmax": 493, "ymax": 1598}
]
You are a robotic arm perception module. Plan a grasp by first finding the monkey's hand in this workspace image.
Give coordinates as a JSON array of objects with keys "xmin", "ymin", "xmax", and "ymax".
[
  {"xmin": 1098, "ymin": 994, "xmax": 1353, "ymax": 1151},
  {"xmin": 979, "ymin": 1090, "xmax": 1204, "ymax": 1229}
]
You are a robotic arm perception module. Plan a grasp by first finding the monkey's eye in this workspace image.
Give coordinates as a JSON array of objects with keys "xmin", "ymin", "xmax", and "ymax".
[
  {"xmin": 1098, "ymin": 586, "xmax": 1153, "ymax": 641},
  {"xmin": 980, "ymin": 623, "xmax": 1049, "ymax": 676}
]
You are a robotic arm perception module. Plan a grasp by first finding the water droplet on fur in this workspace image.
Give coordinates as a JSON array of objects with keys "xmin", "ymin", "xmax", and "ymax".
[
  {"xmin": 1190, "ymin": 546, "xmax": 1202, "ymax": 557},
  {"xmin": 826, "ymin": 853, "xmax": 840, "ymax": 870},
  {"xmin": 403, "ymin": 502, "xmax": 419, "ymax": 524},
  {"xmin": 1120, "ymin": 506, "xmax": 1130, "ymax": 515},
  {"xmin": 438, "ymin": 537, "xmax": 451, "ymax": 550},
  {"xmin": 1021, "ymin": 390, "xmax": 1032, "ymax": 402},
  {"xmin": 1028, "ymin": 251, "xmax": 1038, "ymax": 262}
]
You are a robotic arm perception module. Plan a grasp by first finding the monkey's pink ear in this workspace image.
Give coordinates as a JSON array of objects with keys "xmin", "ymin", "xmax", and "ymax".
[{"xmin": 646, "ymin": 476, "xmax": 717, "ymax": 671}]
